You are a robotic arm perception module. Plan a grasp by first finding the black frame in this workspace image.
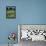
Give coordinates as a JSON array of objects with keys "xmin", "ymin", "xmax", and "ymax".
[{"xmin": 6, "ymin": 6, "xmax": 16, "ymax": 19}]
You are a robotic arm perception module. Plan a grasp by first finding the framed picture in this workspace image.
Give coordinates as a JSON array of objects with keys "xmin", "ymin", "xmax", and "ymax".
[
  {"xmin": 18, "ymin": 24, "xmax": 46, "ymax": 41},
  {"xmin": 6, "ymin": 6, "xmax": 16, "ymax": 19}
]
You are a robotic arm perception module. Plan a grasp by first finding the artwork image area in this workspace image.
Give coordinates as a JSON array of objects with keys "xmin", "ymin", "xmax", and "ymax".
[
  {"xmin": 18, "ymin": 25, "xmax": 46, "ymax": 41},
  {"xmin": 6, "ymin": 6, "xmax": 16, "ymax": 19}
]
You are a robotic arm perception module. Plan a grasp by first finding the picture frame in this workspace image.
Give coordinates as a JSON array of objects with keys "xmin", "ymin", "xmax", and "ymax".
[{"xmin": 6, "ymin": 6, "xmax": 16, "ymax": 19}]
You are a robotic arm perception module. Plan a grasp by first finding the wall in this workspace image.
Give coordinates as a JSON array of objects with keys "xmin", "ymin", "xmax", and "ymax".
[
  {"xmin": 17, "ymin": 0, "xmax": 46, "ymax": 24},
  {"xmin": 0, "ymin": 0, "xmax": 18, "ymax": 44},
  {"xmin": 0, "ymin": 0, "xmax": 46, "ymax": 44}
]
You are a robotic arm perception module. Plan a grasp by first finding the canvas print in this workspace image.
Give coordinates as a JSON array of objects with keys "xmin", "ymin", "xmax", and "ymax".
[
  {"xmin": 6, "ymin": 6, "xmax": 16, "ymax": 19},
  {"xmin": 18, "ymin": 25, "xmax": 46, "ymax": 41}
]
